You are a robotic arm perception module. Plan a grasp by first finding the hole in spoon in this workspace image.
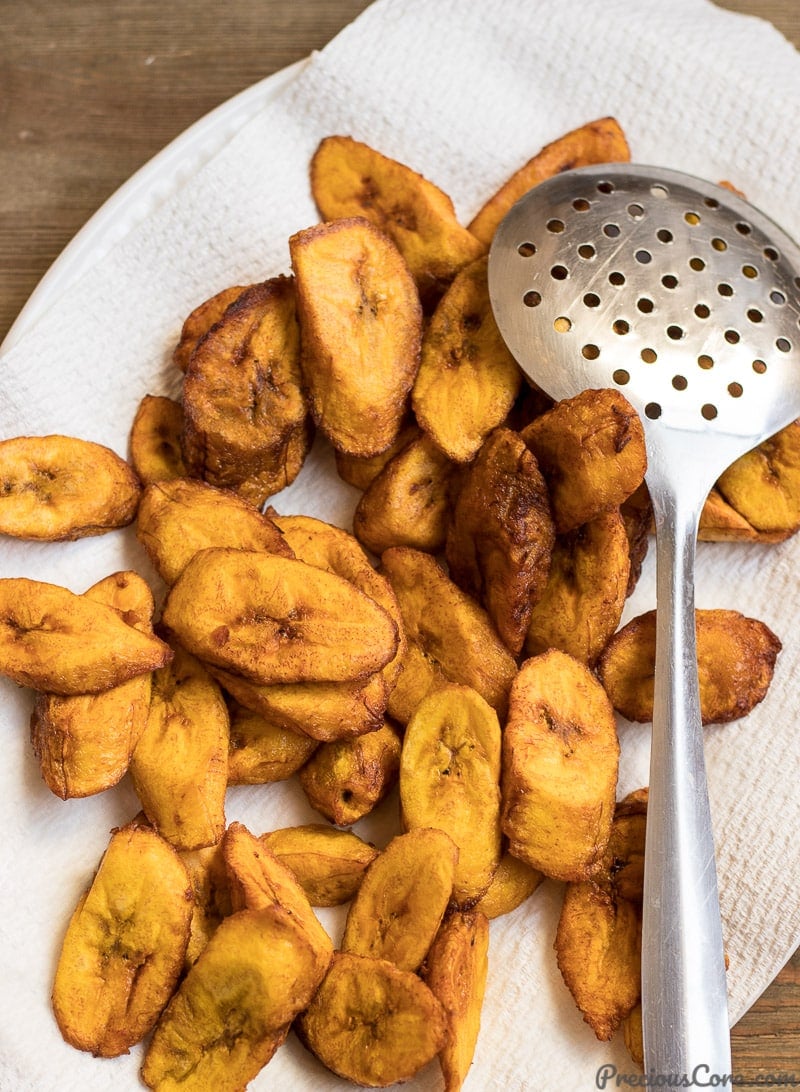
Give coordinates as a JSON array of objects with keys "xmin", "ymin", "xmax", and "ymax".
[
  {"xmin": 573, "ymin": 198, "xmax": 591, "ymax": 211},
  {"xmin": 685, "ymin": 211, "xmax": 701, "ymax": 225},
  {"xmin": 583, "ymin": 292, "xmax": 601, "ymax": 308},
  {"xmin": 764, "ymin": 246, "xmax": 779, "ymax": 261},
  {"xmin": 753, "ymin": 359, "xmax": 767, "ymax": 374},
  {"xmin": 613, "ymin": 319, "xmax": 630, "ymax": 335},
  {"xmin": 662, "ymin": 274, "xmax": 678, "ymax": 289},
  {"xmin": 609, "ymin": 271, "xmax": 626, "ymax": 286},
  {"xmin": 777, "ymin": 337, "xmax": 792, "ymax": 353},
  {"xmin": 523, "ymin": 290, "xmax": 542, "ymax": 307},
  {"xmin": 689, "ymin": 257, "xmax": 706, "ymax": 272},
  {"xmin": 582, "ymin": 344, "xmax": 600, "ymax": 360},
  {"xmin": 517, "ymin": 242, "xmax": 537, "ymax": 257},
  {"xmin": 641, "ymin": 348, "xmax": 657, "ymax": 363},
  {"xmin": 667, "ymin": 324, "xmax": 684, "ymax": 340},
  {"xmin": 747, "ymin": 308, "xmax": 763, "ymax": 324},
  {"xmin": 724, "ymin": 329, "xmax": 740, "ymax": 344},
  {"xmin": 694, "ymin": 303, "xmax": 710, "ymax": 319},
  {"xmin": 698, "ymin": 354, "xmax": 714, "ymax": 370},
  {"xmin": 701, "ymin": 404, "xmax": 718, "ymax": 420},
  {"xmin": 597, "ymin": 180, "xmax": 615, "ymax": 194},
  {"xmin": 672, "ymin": 375, "xmax": 688, "ymax": 390},
  {"xmin": 728, "ymin": 382, "xmax": 743, "ymax": 398},
  {"xmin": 770, "ymin": 290, "xmax": 786, "ymax": 305},
  {"xmin": 547, "ymin": 219, "xmax": 565, "ymax": 234},
  {"xmin": 651, "ymin": 184, "xmax": 669, "ymax": 199},
  {"xmin": 554, "ymin": 316, "xmax": 572, "ymax": 333},
  {"xmin": 603, "ymin": 223, "xmax": 621, "ymax": 238},
  {"xmin": 718, "ymin": 283, "xmax": 734, "ymax": 297},
  {"xmin": 656, "ymin": 228, "xmax": 673, "ymax": 243},
  {"xmin": 637, "ymin": 297, "xmax": 654, "ymax": 313},
  {"xmin": 645, "ymin": 402, "xmax": 662, "ymax": 419},
  {"xmin": 613, "ymin": 369, "xmax": 630, "ymax": 385},
  {"xmin": 578, "ymin": 243, "xmax": 596, "ymax": 259},
  {"xmin": 551, "ymin": 265, "xmax": 569, "ymax": 280}
]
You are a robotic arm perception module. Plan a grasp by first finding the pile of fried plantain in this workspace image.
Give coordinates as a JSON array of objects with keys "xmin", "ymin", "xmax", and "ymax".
[{"xmin": 2, "ymin": 114, "xmax": 798, "ymax": 1090}]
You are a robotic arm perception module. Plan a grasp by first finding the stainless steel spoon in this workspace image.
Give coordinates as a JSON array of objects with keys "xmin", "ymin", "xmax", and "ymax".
[{"xmin": 487, "ymin": 163, "xmax": 800, "ymax": 1077}]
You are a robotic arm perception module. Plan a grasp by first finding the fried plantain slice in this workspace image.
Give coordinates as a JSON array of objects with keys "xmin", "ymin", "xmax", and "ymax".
[
  {"xmin": 226, "ymin": 700, "xmax": 318, "ymax": 784},
  {"xmin": 221, "ymin": 821, "xmax": 333, "ymax": 969},
  {"xmin": 605, "ymin": 788, "xmax": 648, "ymax": 905},
  {"xmin": 181, "ymin": 277, "xmax": 312, "ymax": 507},
  {"xmin": 0, "ymin": 577, "xmax": 171, "ymax": 694},
  {"xmin": 298, "ymin": 720, "xmax": 402, "ymax": 824},
  {"xmin": 172, "ymin": 283, "xmax": 251, "ymax": 372},
  {"xmin": 468, "ymin": 117, "xmax": 631, "ymax": 246},
  {"xmin": 400, "ymin": 685, "xmax": 502, "ymax": 906},
  {"xmin": 141, "ymin": 906, "xmax": 326, "ymax": 1091},
  {"xmin": 381, "ymin": 546, "xmax": 518, "ymax": 719},
  {"xmin": 699, "ymin": 486, "xmax": 759, "ymax": 542},
  {"xmin": 52, "ymin": 819, "xmax": 193, "ymax": 1057},
  {"xmin": 30, "ymin": 571, "xmax": 155, "ymax": 799},
  {"xmin": 522, "ymin": 389, "xmax": 647, "ymax": 534},
  {"xmin": 310, "ymin": 135, "xmax": 484, "ymax": 304},
  {"xmin": 524, "ymin": 509, "xmax": 631, "ymax": 664},
  {"xmin": 412, "ymin": 257, "xmax": 522, "ymax": 463},
  {"xmin": 273, "ymin": 512, "xmax": 406, "ymax": 693},
  {"xmin": 623, "ymin": 1003, "xmax": 644, "ymax": 1067},
  {"xmin": 136, "ymin": 477, "xmax": 292, "ymax": 585},
  {"xmin": 472, "ymin": 849, "xmax": 543, "ymax": 920},
  {"xmin": 179, "ymin": 841, "xmax": 232, "ymax": 967},
  {"xmin": 353, "ymin": 431, "xmax": 458, "ymax": 556},
  {"xmin": 423, "ymin": 910, "xmax": 490, "ymax": 1092},
  {"xmin": 555, "ymin": 879, "xmax": 641, "ymax": 1041},
  {"xmin": 129, "ymin": 394, "xmax": 186, "ymax": 484},
  {"xmin": 714, "ymin": 420, "xmax": 800, "ymax": 541},
  {"xmin": 211, "ymin": 663, "xmax": 388, "ymax": 742},
  {"xmin": 289, "ymin": 216, "xmax": 423, "ymax": 457},
  {"xmin": 260, "ymin": 825, "xmax": 379, "ymax": 907},
  {"xmin": 335, "ymin": 415, "xmax": 421, "ymax": 490},
  {"xmin": 129, "ymin": 643, "xmax": 229, "ymax": 851},
  {"xmin": 341, "ymin": 829, "xmax": 458, "ymax": 971},
  {"xmin": 619, "ymin": 482, "xmax": 653, "ymax": 595},
  {"xmin": 446, "ymin": 427, "xmax": 555, "ymax": 654},
  {"xmin": 597, "ymin": 608, "xmax": 782, "ymax": 725},
  {"xmin": 161, "ymin": 547, "xmax": 398, "ymax": 686},
  {"xmin": 298, "ymin": 952, "xmax": 448, "ymax": 1088},
  {"xmin": 501, "ymin": 649, "xmax": 619, "ymax": 881},
  {"xmin": 0, "ymin": 434, "xmax": 140, "ymax": 541}
]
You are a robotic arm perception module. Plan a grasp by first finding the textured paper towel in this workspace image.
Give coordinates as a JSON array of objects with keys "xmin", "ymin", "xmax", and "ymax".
[{"xmin": 1, "ymin": 0, "xmax": 800, "ymax": 1088}]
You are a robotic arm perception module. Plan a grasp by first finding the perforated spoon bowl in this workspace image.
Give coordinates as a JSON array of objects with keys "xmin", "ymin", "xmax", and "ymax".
[{"xmin": 488, "ymin": 163, "xmax": 800, "ymax": 1077}]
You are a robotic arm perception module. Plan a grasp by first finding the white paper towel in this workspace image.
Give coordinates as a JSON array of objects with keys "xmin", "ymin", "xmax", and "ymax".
[{"xmin": 1, "ymin": 0, "xmax": 800, "ymax": 1088}]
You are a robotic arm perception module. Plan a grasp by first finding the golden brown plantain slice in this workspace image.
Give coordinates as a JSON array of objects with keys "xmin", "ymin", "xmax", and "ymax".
[
  {"xmin": 298, "ymin": 952, "xmax": 448, "ymax": 1088},
  {"xmin": 605, "ymin": 788, "xmax": 648, "ymax": 905},
  {"xmin": 289, "ymin": 216, "xmax": 423, "ymax": 457},
  {"xmin": 30, "ymin": 571, "xmax": 155, "ymax": 799},
  {"xmin": 211, "ymin": 663, "xmax": 388, "ymax": 742},
  {"xmin": 142, "ymin": 906, "xmax": 327, "ymax": 1091},
  {"xmin": 272, "ymin": 512, "xmax": 406, "ymax": 693},
  {"xmin": 161, "ymin": 547, "xmax": 398, "ymax": 686},
  {"xmin": 381, "ymin": 546, "xmax": 518, "ymax": 719},
  {"xmin": 623, "ymin": 1003, "xmax": 644, "ymax": 1067},
  {"xmin": 129, "ymin": 643, "xmax": 229, "ymax": 851},
  {"xmin": 597, "ymin": 608, "xmax": 782, "ymax": 725},
  {"xmin": 472, "ymin": 849, "xmax": 543, "ymax": 920},
  {"xmin": 52, "ymin": 819, "xmax": 193, "ymax": 1057},
  {"xmin": 501, "ymin": 649, "xmax": 619, "ymax": 881},
  {"xmin": 522, "ymin": 388, "xmax": 647, "ymax": 534},
  {"xmin": 221, "ymin": 821, "xmax": 333, "ymax": 968},
  {"xmin": 698, "ymin": 486, "xmax": 759, "ymax": 542},
  {"xmin": 172, "ymin": 283, "xmax": 251, "ymax": 372},
  {"xmin": 400, "ymin": 685, "xmax": 502, "ymax": 906},
  {"xmin": 524, "ymin": 509, "xmax": 631, "ymax": 664},
  {"xmin": 260, "ymin": 825, "xmax": 379, "ymax": 907},
  {"xmin": 619, "ymin": 482, "xmax": 653, "ymax": 595},
  {"xmin": 181, "ymin": 277, "xmax": 312, "ymax": 506},
  {"xmin": 423, "ymin": 910, "xmax": 490, "ymax": 1092},
  {"xmin": 0, "ymin": 576, "xmax": 171, "ymax": 694},
  {"xmin": 179, "ymin": 841, "xmax": 232, "ymax": 967},
  {"xmin": 226, "ymin": 700, "xmax": 318, "ymax": 784},
  {"xmin": 298, "ymin": 720, "xmax": 402, "ymax": 824},
  {"xmin": 446, "ymin": 427, "xmax": 554, "ymax": 654},
  {"xmin": 129, "ymin": 394, "xmax": 186, "ymax": 484},
  {"xmin": 714, "ymin": 420, "xmax": 800, "ymax": 541},
  {"xmin": 335, "ymin": 415, "xmax": 421, "ymax": 490},
  {"xmin": 341, "ymin": 828, "xmax": 458, "ymax": 971},
  {"xmin": 412, "ymin": 257, "xmax": 522, "ymax": 463},
  {"xmin": 0, "ymin": 434, "xmax": 140, "ymax": 541},
  {"xmin": 353, "ymin": 431, "xmax": 458, "ymax": 556},
  {"xmin": 310, "ymin": 135, "xmax": 484, "ymax": 304},
  {"xmin": 555, "ymin": 879, "xmax": 641, "ymax": 1041},
  {"xmin": 136, "ymin": 477, "xmax": 292, "ymax": 585},
  {"xmin": 468, "ymin": 117, "xmax": 631, "ymax": 246}
]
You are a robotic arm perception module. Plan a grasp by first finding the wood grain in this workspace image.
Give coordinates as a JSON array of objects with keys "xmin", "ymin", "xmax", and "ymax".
[{"xmin": 1, "ymin": 0, "xmax": 800, "ymax": 1080}]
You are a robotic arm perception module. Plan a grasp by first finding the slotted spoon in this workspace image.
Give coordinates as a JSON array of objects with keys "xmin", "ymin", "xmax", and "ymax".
[{"xmin": 487, "ymin": 163, "xmax": 800, "ymax": 1077}]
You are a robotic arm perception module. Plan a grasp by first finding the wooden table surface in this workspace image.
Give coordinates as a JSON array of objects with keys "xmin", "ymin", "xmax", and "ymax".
[{"xmin": 2, "ymin": 0, "xmax": 799, "ymax": 1081}]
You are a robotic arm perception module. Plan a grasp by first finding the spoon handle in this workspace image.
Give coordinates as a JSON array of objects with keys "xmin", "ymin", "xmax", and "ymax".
[{"xmin": 641, "ymin": 486, "xmax": 731, "ymax": 1078}]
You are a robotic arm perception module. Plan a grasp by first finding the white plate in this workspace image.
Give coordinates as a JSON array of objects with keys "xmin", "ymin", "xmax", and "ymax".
[{"xmin": 3, "ymin": 1, "xmax": 800, "ymax": 1087}]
